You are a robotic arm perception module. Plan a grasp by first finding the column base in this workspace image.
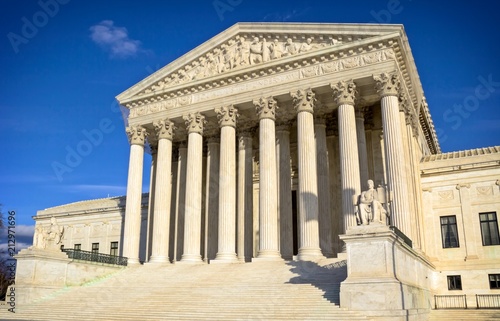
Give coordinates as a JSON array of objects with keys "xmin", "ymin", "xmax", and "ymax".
[
  {"xmin": 127, "ymin": 257, "xmax": 141, "ymax": 265},
  {"xmin": 253, "ymin": 250, "xmax": 283, "ymax": 262},
  {"xmin": 297, "ymin": 247, "xmax": 325, "ymax": 261},
  {"xmin": 212, "ymin": 252, "xmax": 239, "ymax": 264},
  {"xmin": 148, "ymin": 256, "xmax": 171, "ymax": 264},
  {"xmin": 179, "ymin": 254, "xmax": 203, "ymax": 264}
]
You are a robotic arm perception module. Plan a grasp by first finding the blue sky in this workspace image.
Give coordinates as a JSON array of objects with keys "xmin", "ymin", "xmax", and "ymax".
[{"xmin": 1, "ymin": 0, "xmax": 499, "ymax": 241}]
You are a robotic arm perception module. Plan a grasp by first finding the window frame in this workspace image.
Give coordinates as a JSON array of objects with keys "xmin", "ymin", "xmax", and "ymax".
[
  {"xmin": 479, "ymin": 212, "xmax": 500, "ymax": 246},
  {"xmin": 489, "ymin": 274, "xmax": 500, "ymax": 289},
  {"xmin": 440, "ymin": 215, "xmax": 460, "ymax": 249},
  {"xmin": 447, "ymin": 275, "xmax": 462, "ymax": 291},
  {"xmin": 74, "ymin": 244, "xmax": 81, "ymax": 251},
  {"xmin": 91, "ymin": 242, "xmax": 99, "ymax": 254},
  {"xmin": 110, "ymin": 241, "xmax": 119, "ymax": 256}
]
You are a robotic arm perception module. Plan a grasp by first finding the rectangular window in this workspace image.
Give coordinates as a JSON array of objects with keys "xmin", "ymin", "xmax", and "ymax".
[
  {"xmin": 92, "ymin": 243, "xmax": 99, "ymax": 254},
  {"xmin": 110, "ymin": 242, "xmax": 118, "ymax": 256},
  {"xmin": 440, "ymin": 216, "xmax": 459, "ymax": 248},
  {"xmin": 489, "ymin": 274, "xmax": 500, "ymax": 289},
  {"xmin": 60, "ymin": 245, "xmax": 64, "ymax": 250},
  {"xmin": 447, "ymin": 275, "xmax": 462, "ymax": 290},
  {"xmin": 479, "ymin": 212, "xmax": 500, "ymax": 246},
  {"xmin": 74, "ymin": 244, "xmax": 81, "ymax": 251}
]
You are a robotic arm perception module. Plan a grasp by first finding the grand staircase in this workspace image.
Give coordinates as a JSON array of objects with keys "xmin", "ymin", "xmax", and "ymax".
[{"xmin": 1, "ymin": 258, "xmax": 371, "ymax": 321}]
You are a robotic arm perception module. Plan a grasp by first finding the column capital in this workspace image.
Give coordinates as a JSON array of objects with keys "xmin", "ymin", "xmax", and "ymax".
[
  {"xmin": 331, "ymin": 80, "xmax": 357, "ymax": 106},
  {"xmin": 153, "ymin": 119, "xmax": 176, "ymax": 141},
  {"xmin": 183, "ymin": 112, "xmax": 207, "ymax": 135},
  {"xmin": 126, "ymin": 125, "xmax": 149, "ymax": 146},
  {"xmin": 215, "ymin": 105, "xmax": 239, "ymax": 128},
  {"xmin": 290, "ymin": 88, "xmax": 316, "ymax": 114},
  {"xmin": 373, "ymin": 72, "xmax": 401, "ymax": 97},
  {"xmin": 238, "ymin": 134, "xmax": 252, "ymax": 151},
  {"xmin": 254, "ymin": 96, "xmax": 278, "ymax": 120}
]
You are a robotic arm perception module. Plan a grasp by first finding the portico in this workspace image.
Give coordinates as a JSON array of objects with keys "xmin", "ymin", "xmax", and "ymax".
[{"xmin": 116, "ymin": 23, "xmax": 437, "ymax": 264}]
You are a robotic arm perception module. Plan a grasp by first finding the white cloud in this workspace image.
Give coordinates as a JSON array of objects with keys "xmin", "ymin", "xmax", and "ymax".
[{"xmin": 89, "ymin": 20, "xmax": 143, "ymax": 58}]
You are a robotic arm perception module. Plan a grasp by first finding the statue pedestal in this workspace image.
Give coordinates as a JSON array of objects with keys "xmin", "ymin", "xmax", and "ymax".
[
  {"xmin": 14, "ymin": 247, "xmax": 123, "ymax": 304},
  {"xmin": 339, "ymin": 224, "xmax": 434, "ymax": 321}
]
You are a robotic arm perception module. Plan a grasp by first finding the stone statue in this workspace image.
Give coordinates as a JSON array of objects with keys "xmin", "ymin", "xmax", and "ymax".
[
  {"xmin": 270, "ymin": 39, "xmax": 282, "ymax": 59},
  {"xmin": 299, "ymin": 38, "xmax": 314, "ymax": 53},
  {"xmin": 283, "ymin": 38, "xmax": 297, "ymax": 56},
  {"xmin": 45, "ymin": 217, "xmax": 64, "ymax": 249},
  {"xmin": 250, "ymin": 37, "xmax": 263, "ymax": 65},
  {"xmin": 356, "ymin": 180, "xmax": 388, "ymax": 225},
  {"xmin": 33, "ymin": 224, "xmax": 46, "ymax": 249}
]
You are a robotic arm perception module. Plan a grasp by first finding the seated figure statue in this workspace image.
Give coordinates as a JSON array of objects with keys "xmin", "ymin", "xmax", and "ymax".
[
  {"xmin": 45, "ymin": 216, "xmax": 64, "ymax": 249},
  {"xmin": 356, "ymin": 180, "xmax": 388, "ymax": 225}
]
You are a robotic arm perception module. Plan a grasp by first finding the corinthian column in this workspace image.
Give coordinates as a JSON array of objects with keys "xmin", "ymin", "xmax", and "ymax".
[
  {"xmin": 276, "ymin": 123, "xmax": 293, "ymax": 260},
  {"xmin": 314, "ymin": 117, "xmax": 333, "ymax": 258},
  {"xmin": 214, "ymin": 105, "xmax": 239, "ymax": 263},
  {"xmin": 331, "ymin": 80, "xmax": 361, "ymax": 236},
  {"xmin": 181, "ymin": 112, "xmax": 206, "ymax": 263},
  {"xmin": 149, "ymin": 119, "xmax": 175, "ymax": 263},
  {"xmin": 355, "ymin": 108, "xmax": 369, "ymax": 189},
  {"xmin": 253, "ymin": 97, "xmax": 281, "ymax": 260},
  {"xmin": 123, "ymin": 125, "xmax": 148, "ymax": 264},
  {"xmin": 374, "ymin": 72, "xmax": 411, "ymax": 236},
  {"xmin": 237, "ymin": 131, "xmax": 253, "ymax": 262},
  {"xmin": 291, "ymin": 88, "xmax": 323, "ymax": 261}
]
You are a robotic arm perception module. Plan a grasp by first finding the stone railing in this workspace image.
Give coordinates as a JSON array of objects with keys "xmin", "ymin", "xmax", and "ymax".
[{"xmin": 63, "ymin": 249, "xmax": 128, "ymax": 266}]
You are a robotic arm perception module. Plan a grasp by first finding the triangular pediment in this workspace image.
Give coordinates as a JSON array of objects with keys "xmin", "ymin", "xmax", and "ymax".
[{"xmin": 116, "ymin": 23, "xmax": 404, "ymax": 106}]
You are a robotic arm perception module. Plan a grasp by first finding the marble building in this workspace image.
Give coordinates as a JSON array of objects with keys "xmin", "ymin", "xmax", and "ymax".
[{"xmin": 27, "ymin": 23, "xmax": 500, "ymax": 317}]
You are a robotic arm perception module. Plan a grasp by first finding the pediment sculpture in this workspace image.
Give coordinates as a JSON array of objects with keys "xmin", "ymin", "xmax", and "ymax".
[{"xmin": 355, "ymin": 180, "xmax": 389, "ymax": 225}]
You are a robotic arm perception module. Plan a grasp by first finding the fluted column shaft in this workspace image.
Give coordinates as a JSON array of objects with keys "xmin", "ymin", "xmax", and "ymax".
[
  {"xmin": 315, "ymin": 120, "xmax": 333, "ymax": 258},
  {"xmin": 380, "ymin": 95, "xmax": 411, "ymax": 234},
  {"xmin": 374, "ymin": 72, "xmax": 411, "ymax": 236},
  {"xmin": 291, "ymin": 89, "xmax": 323, "ymax": 261},
  {"xmin": 123, "ymin": 126, "xmax": 148, "ymax": 264},
  {"xmin": 150, "ymin": 120, "xmax": 175, "ymax": 263},
  {"xmin": 332, "ymin": 81, "xmax": 361, "ymax": 237},
  {"xmin": 254, "ymin": 97, "xmax": 281, "ymax": 260},
  {"xmin": 173, "ymin": 145, "xmax": 187, "ymax": 262},
  {"xmin": 204, "ymin": 138, "xmax": 219, "ymax": 261},
  {"xmin": 276, "ymin": 125, "xmax": 293, "ymax": 260},
  {"xmin": 237, "ymin": 132, "xmax": 253, "ymax": 261},
  {"xmin": 215, "ymin": 105, "xmax": 238, "ymax": 262},
  {"xmin": 355, "ymin": 109, "xmax": 369, "ymax": 189},
  {"xmin": 181, "ymin": 112, "xmax": 206, "ymax": 263}
]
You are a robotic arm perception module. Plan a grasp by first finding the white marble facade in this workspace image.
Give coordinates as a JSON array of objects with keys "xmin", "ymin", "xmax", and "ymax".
[{"xmin": 34, "ymin": 23, "xmax": 500, "ymax": 302}]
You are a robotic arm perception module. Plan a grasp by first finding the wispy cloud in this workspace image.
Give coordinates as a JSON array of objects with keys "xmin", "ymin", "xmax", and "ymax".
[{"xmin": 89, "ymin": 20, "xmax": 143, "ymax": 58}]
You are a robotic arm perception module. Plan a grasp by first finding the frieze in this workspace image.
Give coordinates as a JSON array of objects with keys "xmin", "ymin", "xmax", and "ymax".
[{"xmin": 129, "ymin": 48, "xmax": 396, "ymax": 119}]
